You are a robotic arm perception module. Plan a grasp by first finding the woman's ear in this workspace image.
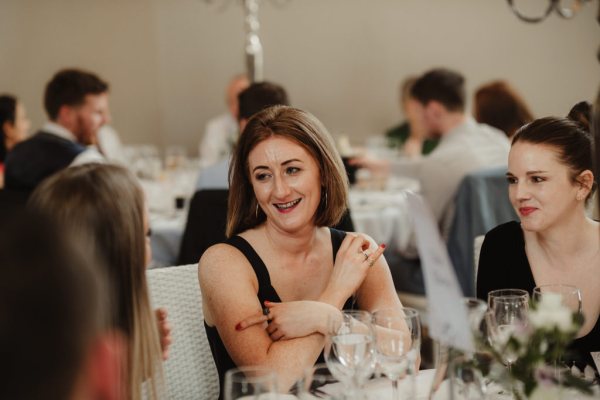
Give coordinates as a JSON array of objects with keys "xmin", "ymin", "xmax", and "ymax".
[{"xmin": 575, "ymin": 169, "xmax": 594, "ymax": 200}]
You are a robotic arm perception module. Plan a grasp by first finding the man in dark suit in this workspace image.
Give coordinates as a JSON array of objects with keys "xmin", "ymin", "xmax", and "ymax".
[{"xmin": 5, "ymin": 68, "xmax": 110, "ymax": 192}]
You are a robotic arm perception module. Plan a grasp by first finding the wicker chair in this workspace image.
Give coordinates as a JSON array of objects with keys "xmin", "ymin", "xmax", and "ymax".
[{"xmin": 147, "ymin": 264, "xmax": 219, "ymax": 399}]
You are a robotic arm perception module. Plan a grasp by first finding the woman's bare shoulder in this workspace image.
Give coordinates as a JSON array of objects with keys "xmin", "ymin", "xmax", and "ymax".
[{"xmin": 199, "ymin": 242, "xmax": 254, "ymax": 286}]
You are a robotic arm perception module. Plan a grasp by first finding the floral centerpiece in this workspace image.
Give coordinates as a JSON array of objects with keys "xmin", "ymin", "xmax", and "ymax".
[{"xmin": 482, "ymin": 293, "xmax": 597, "ymax": 399}]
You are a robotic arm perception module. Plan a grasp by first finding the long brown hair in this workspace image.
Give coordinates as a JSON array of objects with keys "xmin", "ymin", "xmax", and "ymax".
[
  {"xmin": 227, "ymin": 106, "xmax": 348, "ymax": 237},
  {"xmin": 29, "ymin": 163, "xmax": 164, "ymax": 400}
]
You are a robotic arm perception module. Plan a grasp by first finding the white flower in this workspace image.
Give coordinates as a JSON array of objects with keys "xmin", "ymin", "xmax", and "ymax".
[{"xmin": 529, "ymin": 293, "xmax": 574, "ymax": 332}]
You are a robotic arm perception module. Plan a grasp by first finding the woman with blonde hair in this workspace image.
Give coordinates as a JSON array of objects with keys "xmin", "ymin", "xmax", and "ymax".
[{"xmin": 29, "ymin": 163, "xmax": 167, "ymax": 400}]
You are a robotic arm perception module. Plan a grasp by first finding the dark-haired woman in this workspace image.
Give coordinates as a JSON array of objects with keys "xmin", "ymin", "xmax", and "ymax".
[
  {"xmin": 477, "ymin": 117, "xmax": 600, "ymax": 371},
  {"xmin": 0, "ymin": 95, "xmax": 30, "ymax": 187}
]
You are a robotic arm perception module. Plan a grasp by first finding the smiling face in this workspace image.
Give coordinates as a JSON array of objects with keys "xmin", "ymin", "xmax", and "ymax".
[
  {"xmin": 507, "ymin": 141, "xmax": 586, "ymax": 232},
  {"xmin": 248, "ymin": 136, "xmax": 322, "ymax": 234}
]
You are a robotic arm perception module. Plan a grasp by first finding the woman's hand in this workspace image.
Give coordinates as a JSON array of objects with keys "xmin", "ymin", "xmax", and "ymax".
[
  {"xmin": 235, "ymin": 300, "xmax": 340, "ymax": 341},
  {"xmin": 323, "ymin": 234, "xmax": 386, "ymax": 306},
  {"xmin": 155, "ymin": 308, "xmax": 172, "ymax": 360}
]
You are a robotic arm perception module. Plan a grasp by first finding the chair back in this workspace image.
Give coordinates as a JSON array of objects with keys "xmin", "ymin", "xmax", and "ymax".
[
  {"xmin": 446, "ymin": 166, "xmax": 517, "ymax": 296},
  {"xmin": 147, "ymin": 264, "xmax": 219, "ymax": 400},
  {"xmin": 178, "ymin": 189, "xmax": 229, "ymax": 265}
]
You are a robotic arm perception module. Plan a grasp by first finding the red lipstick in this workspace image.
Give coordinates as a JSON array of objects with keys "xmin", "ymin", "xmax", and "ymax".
[{"xmin": 519, "ymin": 207, "xmax": 536, "ymax": 217}]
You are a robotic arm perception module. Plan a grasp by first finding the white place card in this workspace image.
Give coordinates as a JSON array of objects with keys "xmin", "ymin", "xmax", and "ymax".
[
  {"xmin": 405, "ymin": 191, "xmax": 474, "ymax": 352},
  {"xmin": 591, "ymin": 352, "xmax": 600, "ymax": 372}
]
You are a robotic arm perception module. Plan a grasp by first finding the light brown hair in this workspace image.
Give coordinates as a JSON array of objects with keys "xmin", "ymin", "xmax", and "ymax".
[
  {"xmin": 29, "ymin": 163, "xmax": 164, "ymax": 400},
  {"xmin": 227, "ymin": 106, "xmax": 348, "ymax": 237}
]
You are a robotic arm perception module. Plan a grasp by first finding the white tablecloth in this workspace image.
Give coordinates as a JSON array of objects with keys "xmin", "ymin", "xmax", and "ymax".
[
  {"xmin": 349, "ymin": 176, "xmax": 420, "ymax": 258},
  {"xmin": 319, "ymin": 369, "xmax": 598, "ymax": 399}
]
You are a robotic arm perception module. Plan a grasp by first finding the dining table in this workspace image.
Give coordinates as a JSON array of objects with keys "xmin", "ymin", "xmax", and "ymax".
[{"xmin": 298, "ymin": 368, "xmax": 599, "ymax": 399}]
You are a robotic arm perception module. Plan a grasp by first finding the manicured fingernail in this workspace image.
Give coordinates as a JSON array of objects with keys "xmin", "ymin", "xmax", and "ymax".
[
  {"xmin": 235, "ymin": 323, "xmax": 242, "ymax": 331},
  {"xmin": 264, "ymin": 301, "xmax": 270, "ymax": 305},
  {"xmin": 380, "ymin": 243, "xmax": 386, "ymax": 249}
]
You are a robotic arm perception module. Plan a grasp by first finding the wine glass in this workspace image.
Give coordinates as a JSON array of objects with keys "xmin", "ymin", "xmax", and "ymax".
[
  {"xmin": 532, "ymin": 284, "xmax": 582, "ymax": 314},
  {"xmin": 532, "ymin": 284, "xmax": 582, "ymax": 379},
  {"xmin": 487, "ymin": 288, "xmax": 529, "ymax": 311},
  {"xmin": 487, "ymin": 296, "xmax": 529, "ymax": 371},
  {"xmin": 372, "ymin": 307, "xmax": 421, "ymax": 400},
  {"xmin": 224, "ymin": 366, "xmax": 278, "ymax": 400},
  {"xmin": 324, "ymin": 310, "xmax": 375, "ymax": 399}
]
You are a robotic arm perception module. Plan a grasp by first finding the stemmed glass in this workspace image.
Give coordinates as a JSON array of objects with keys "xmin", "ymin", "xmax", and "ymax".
[
  {"xmin": 487, "ymin": 289, "xmax": 529, "ymax": 311},
  {"xmin": 532, "ymin": 284, "xmax": 582, "ymax": 379},
  {"xmin": 324, "ymin": 310, "xmax": 376, "ymax": 399},
  {"xmin": 371, "ymin": 308, "xmax": 421, "ymax": 400},
  {"xmin": 532, "ymin": 284, "xmax": 582, "ymax": 314},
  {"xmin": 487, "ymin": 295, "xmax": 529, "ymax": 370},
  {"xmin": 224, "ymin": 366, "xmax": 278, "ymax": 400}
]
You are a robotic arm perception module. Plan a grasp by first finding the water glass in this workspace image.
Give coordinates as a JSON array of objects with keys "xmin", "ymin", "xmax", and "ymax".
[
  {"xmin": 488, "ymin": 296, "xmax": 529, "ymax": 369},
  {"xmin": 487, "ymin": 288, "xmax": 529, "ymax": 310},
  {"xmin": 372, "ymin": 307, "xmax": 421, "ymax": 400},
  {"xmin": 324, "ymin": 310, "xmax": 375, "ymax": 399},
  {"xmin": 532, "ymin": 284, "xmax": 582, "ymax": 314},
  {"xmin": 224, "ymin": 366, "xmax": 278, "ymax": 400}
]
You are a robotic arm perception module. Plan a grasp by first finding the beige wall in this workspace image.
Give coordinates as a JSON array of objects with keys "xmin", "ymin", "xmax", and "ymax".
[{"xmin": 1, "ymin": 0, "xmax": 598, "ymax": 154}]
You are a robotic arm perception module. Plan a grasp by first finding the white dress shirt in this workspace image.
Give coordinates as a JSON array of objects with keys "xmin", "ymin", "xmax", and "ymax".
[{"xmin": 391, "ymin": 117, "xmax": 510, "ymax": 230}]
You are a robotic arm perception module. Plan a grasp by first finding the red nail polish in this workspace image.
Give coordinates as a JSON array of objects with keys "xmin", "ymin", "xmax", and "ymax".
[
  {"xmin": 235, "ymin": 323, "xmax": 242, "ymax": 331},
  {"xmin": 381, "ymin": 243, "xmax": 386, "ymax": 249}
]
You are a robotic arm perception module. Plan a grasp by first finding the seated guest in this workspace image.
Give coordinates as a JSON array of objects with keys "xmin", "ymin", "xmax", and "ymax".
[
  {"xmin": 29, "ymin": 164, "xmax": 171, "ymax": 400},
  {"xmin": 477, "ymin": 116, "xmax": 599, "ymax": 371},
  {"xmin": 196, "ymin": 81, "xmax": 289, "ymax": 190},
  {"xmin": 0, "ymin": 94, "xmax": 31, "ymax": 187},
  {"xmin": 5, "ymin": 68, "xmax": 109, "ymax": 192},
  {"xmin": 357, "ymin": 69, "xmax": 510, "ymax": 232},
  {"xmin": 199, "ymin": 74, "xmax": 250, "ymax": 166},
  {"xmin": 0, "ymin": 211, "xmax": 123, "ymax": 400},
  {"xmin": 199, "ymin": 106, "xmax": 401, "ymax": 397},
  {"xmin": 474, "ymin": 80, "xmax": 534, "ymax": 138},
  {"xmin": 385, "ymin": 76, "xmax": 439, "ymax": 157}
]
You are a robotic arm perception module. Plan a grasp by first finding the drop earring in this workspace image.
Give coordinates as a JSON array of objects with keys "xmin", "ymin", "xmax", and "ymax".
[{"xmin": 255, "ymin": 203, "xmax": 259, "ymax": 218}]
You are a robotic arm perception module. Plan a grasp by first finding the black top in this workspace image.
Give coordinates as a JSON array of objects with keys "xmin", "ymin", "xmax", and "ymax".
[
  {"xmin": 204, "ymin": 228, "xmax": 356, "ymax": 399},
  {"xmin": 4, "ymin": 131, "xmax": 85, "ymax": 192},
  {"xmin": 477, "ymin": 221, "xmax": 600, "ymax": 372}
]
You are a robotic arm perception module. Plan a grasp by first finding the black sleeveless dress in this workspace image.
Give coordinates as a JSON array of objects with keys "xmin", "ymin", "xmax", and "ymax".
[{"xmin": 204, "ymin": 228, "xmax": 356, "ymax": 399}]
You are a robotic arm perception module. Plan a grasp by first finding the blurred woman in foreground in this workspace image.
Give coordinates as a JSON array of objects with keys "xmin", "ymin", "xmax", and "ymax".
[{"xmin": 29, "ymin": 163, "xmax": 170, "ymax": 400}]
